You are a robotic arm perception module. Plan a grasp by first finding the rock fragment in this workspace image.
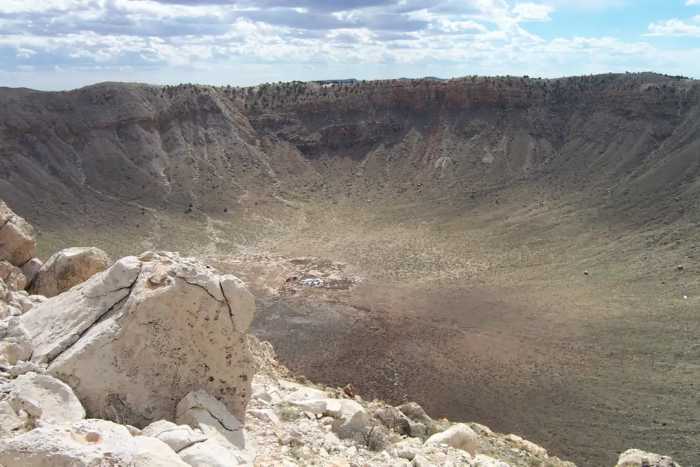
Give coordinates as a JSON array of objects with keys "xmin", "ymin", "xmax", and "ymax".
[
  {"xmin": 0, "ymin": 201, "xmax": 36, "ymax": 268},
  {"xmin": 30, "ymin": 247, "xmax": 111, "ymax": 297}
]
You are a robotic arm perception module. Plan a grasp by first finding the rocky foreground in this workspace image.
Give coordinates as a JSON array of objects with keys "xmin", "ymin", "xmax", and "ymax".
[{"xmin": 0, "ymin": 200, "xmax": 681, "ymax": 466}]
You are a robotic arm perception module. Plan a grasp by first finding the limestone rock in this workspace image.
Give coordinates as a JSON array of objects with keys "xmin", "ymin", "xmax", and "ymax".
[
  {"xmin": 20, "ymin": 258, "xmax": 42, "ymax": 287},
  {"xmin": 0, "ymin": 261, "xmax": 27, "ymax": 291},
  {"xmin": 411, "ymin": 454, "xmax": 433, "ymax": 467},
  {"xmin": 7, "ymin": 292, "xmax": 46, "ymax": 314},
  {"xmin": 0, "ymin": 317, "xmax": 31, "ymax": 366},
  {"xmin": 398, "ymin": 402, "xmax": 434, "ymax": 427},
  {"xmin": 398, "ymin": 401, "xmax": 441, "ymax": 437},
  {"xmin": 616, "ymin": 449, "xmax": 680, "ymax": 467},
  {"xmin": 142, "ymin": 419, "xmax": 207, "ymax": 452},
  {"xmin": 0, "ymin": 400, "xmax": 28, "ymax": 439},
  {"xmin": 505, "ymin": 433, "xmax": 547, "ymax": 458},
  {"xmin": 177, "ymin": 390, "xmax": 255, "ymax": 465},
  {"xmin": 374, "ymin": 405, "xmax": 411, "ymax": 435},
  {"xmin": 425, "ymin": 423, "xmax": 479, "ymax": 455},
  {"xmin": 179, "ymin": 438, "xmax": 248, "ymax": 467},
  {"xmin": 391, "ymin": 437, "xmax": 423, "ymax": 461},
  {"xmin": 0, "ymin": 419, "xmax": 187, "ymax": 467},
  {"xmin": 7, "ymin": 361, "xmax": 46, "ymax": 378},
  {"xmin": 30, "ymin": 247, "xmax": 112, "ymax": 297},
  {"xmin": 8, "ymin": 372, "xmax": 85, "ymax": 426},
  {"xmin": 21, "ymin": 256, "xmax": 142, "ymax": 364},
  {"xmin": 473, "ymin": 454, "xmax": 512, "ymax": 467},
  {"xmin": 21, "ymin": 252, "xmax": 255, "ymax": 427},
  {"xmin": 131, "ymin": 435, "xmax": 191, "ymax": 467},
  {"xmin": 287, "ymin": 397, "xmax": 370, "ymax": 438},
  {"xmin": 0, "ymin": 201, "xmax": 36, "ymax": 268}
]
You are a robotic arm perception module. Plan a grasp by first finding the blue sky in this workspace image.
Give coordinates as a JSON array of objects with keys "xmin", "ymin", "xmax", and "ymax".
[{"xmin": 0, "ymin": 0, "xmax": 699, "ymax": 90}]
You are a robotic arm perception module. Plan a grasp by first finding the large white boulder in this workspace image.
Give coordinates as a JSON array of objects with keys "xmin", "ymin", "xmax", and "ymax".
[
  {"xmin": 21, "ymin": 256, "xmax": 142, "ymax": 364},
  {"xmin": 425, "ymin": 423, "xmax": 479, "ymax": 455},
  {"xmin": 615, "ymin": 449, "xmax": 680, "ymax": 467},
  {"xmin": 0, "ymin": 201, "xmax": 36, "ymax": 268},
  {"xmin": 0, "ymin": 419, "xmax": 188, "ymax": 467},
  {"xmin": 30, "ymin": 247, "xmax": 112, "ymax": 298},
  {"xmin": 7, "ymin": 372, "xmax": 85, "ymax": 426},
  {"xmin": 20, "ymin": 251, "xmax": 256, "ymax": 427}
]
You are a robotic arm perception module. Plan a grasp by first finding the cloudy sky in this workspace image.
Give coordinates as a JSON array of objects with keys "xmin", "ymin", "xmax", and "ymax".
[{"xmin": 1, "ymin": 0, "xmax": 699, "ymax": 90}]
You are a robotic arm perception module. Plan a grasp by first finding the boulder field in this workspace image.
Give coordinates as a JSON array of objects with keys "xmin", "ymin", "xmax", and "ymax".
[{"xmin": 0, "ymin": 200, "xmax": 682, "ymax": 466}]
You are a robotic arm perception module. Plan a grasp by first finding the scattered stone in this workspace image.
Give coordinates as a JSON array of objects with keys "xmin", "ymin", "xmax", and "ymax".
[
  {"xmin": 392, "ymin": 437, "xmax": 422, "ymax": 460},
  {"xmin": 142, "ymin": 419, "xmax": 207, "ymax": 453},
  {"xmin": 0, "ymin": 400, "xmax": 28, "ymax": 438},
  {"xmin": 0, "ymin": 317, "xmax": 31, "ymax": 366},
  {"xmin": 398, "ymin": 402, "xmax": 434, "ymax": 428},
  {"xmin": 615, "ymin": 449, "xmax": 680, "ymax": 467},
  {"xmin": 249, "ymin": 408, "xmax": 281, "ymax": 425},
  {"xmin": 131, "ymin": 435, "xmax": 191, "ymax": 467},
  {"xmin": 30, "ymin": 246, "xmax": 112, "ymax": 297},
  {"xmin": 374, "ymin": 405, "xmax": 411, "ymax": 435},
  {"xmin": 176, "ymin": 390, "xmax": 255, "ymax": 464},
  {"xmin": 7, "ymin": 361, "xmax": 46, "ymax": 377},
  {"xmin": 474, "ymin": 454, "xmax": 512, "ymax": 466},
  {"xmin": 425, "ymin": 423, "xmax": 479, "ymax": 455},
  {"xmin": 0, "ymin": 419, "xmax": 186, "ymax": 467},
  {"xmin": 8, "ymin": 372, "xmax": 85, "ymax": 426},
  {"xmin": 505, "ymin": 433, "xmax": 548, "ymax": 457},
  {"xmin": 412, "ymin": 454, "xmax": 433, "ymax": 467}
]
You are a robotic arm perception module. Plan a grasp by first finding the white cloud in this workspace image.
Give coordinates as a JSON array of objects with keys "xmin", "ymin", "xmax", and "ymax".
[
  {"xmin": 0, "ymin": 0, "xmax": 697, "ymax": 89},
  {"xmin": 647, "ymin": 17, "xmax": 700, "ymax": 37},
  {"xmin": 512, "ymin": 3, "xmax": 553, "ymax": 21}
]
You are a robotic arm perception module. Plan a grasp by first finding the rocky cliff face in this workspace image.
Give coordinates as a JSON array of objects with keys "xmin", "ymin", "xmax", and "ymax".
[{"xmin": 1, "ymin": 73, "xmax": 699, "ymax": 232}]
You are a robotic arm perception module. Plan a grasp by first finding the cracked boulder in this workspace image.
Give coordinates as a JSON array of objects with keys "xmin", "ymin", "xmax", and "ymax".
[
  {"xmin": 30, "ymin": 247, "xmax": 112, "ymax": 298},
  {"xmin": 176, "ymin": 390, "xmax": 256, "ymax": 466},
  {"xmin": 21, "ymin": 251, "xmax": 256, "ymax": 427},
  {"xmin": 0, "ymin": 201, "xmax": 36, "ymax": 268}
]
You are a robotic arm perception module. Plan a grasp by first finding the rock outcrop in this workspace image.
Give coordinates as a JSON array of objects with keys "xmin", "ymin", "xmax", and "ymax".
[
  {"xmin": 0, "ymin": 201, "xmax": 35, "ymax": 268},
  {"xmin": 30, "ymin": 247, "xmax": 112, "ymax": 298},
  {"xmin": 20, "ymin": 251, "xmax": 255, "ymax": 427}
]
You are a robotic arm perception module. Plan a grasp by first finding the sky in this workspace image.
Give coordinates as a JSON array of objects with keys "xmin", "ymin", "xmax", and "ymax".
[{"xmin": 1, "ymin": 0, "xmax": 700, "ymax": 90}]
